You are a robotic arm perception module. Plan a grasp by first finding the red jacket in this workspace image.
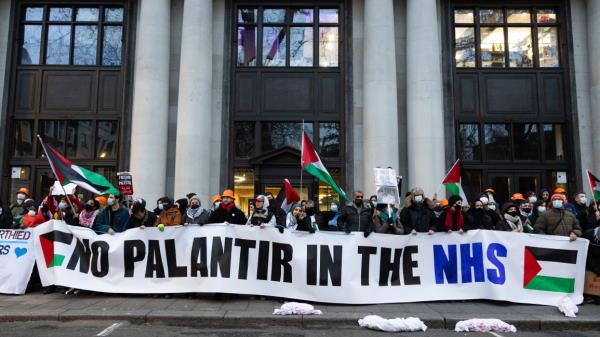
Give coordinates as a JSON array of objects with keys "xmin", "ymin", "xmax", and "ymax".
[
  {"xmin": 44, "ymin": 194, "xmax": 82, "ymax": 214},
  {"xmin": 21, "ymin": 209, "xmax": 46, "ymax": 228}
]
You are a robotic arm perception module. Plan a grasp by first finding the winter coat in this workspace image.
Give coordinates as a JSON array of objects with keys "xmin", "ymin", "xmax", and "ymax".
[
  {"xmin": 572, "ymin": 203, "xmax": 598, "ymax": 232},
  {"xmin": 295, "ymin": 215, "xmax": 316, "ymax": 233},
  {"xmin": 249, "ymin": 208, "xmax": 275, "ymax": 227},
  {"xmin": 93, "ymin": 206, "xmax": 131, "ymax": 234},
  {"xmin": 320, "ymin": 210, "xmax": 340, "ymax": 231},
  {"xmin": 9, "ymin": 202, "xmax": 25, "ymax": 219},
  {"xmin": 373, "ymin": 211, "xmax": 403, "ymax": 234},
  {"xmin": 495, "ymin": 216, "xmax": 523, "ymax": 232},
  {"xmin": 127, "ymin": 210, "xmax": 158, "ymax": 228},
  {"xmin": 20, "ymin": 209, "xmax": 46, "ymax": 228},
  {"xmin": 208, "ymin": 205, "xmax": 248, "ymax": 225},
  {"xmin": 465, "ymin": 209, "xmax": 494, "ymax": 230},
  {"xmin": 155, "ymin": 206, "xmax": 182, "ymax": 227},
  {"xmin": 399, "ymin": 196, "xmax": 436, "ymax": 233},
  {"xmin": 182, "ymin": 208, "xmax": 210, "ymax": 225},
  {"xmin": 0, "ymin": 206, "xmax": 14, "ymax": 229},
  {"xmin": 439, "ymin": 208, "xmax": 465, "ymax": 231},
  {"xmin": 338, "ymin": 204, "xmax": 373, "ymax": 233},
  {"xmin": 534, "ymin": 208, "xmax": 582, "ymax": 237}
]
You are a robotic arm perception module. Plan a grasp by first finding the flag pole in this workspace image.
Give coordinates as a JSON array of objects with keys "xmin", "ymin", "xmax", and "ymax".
[
  {"xmin": 300, "ymin": 120, "xmax": 304, "ymax": 200},
  {"xmin": 36, "ymin": 135, "xmax": 76, "ymax": 215}
]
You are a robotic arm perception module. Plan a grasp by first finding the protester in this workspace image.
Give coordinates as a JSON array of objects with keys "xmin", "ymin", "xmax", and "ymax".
[
  {"xmin": 20, "ymin": 203, "xmax": 45, "ymax": 228},
  {"xmin": 373, "ymin": 203, "xmax": 403, "ymax": 234},
  {"xmin": 540, "ymin": 188, "xmax": 550, "ymax": 204},
  {"xmin": 532, "ymin": 200, "xmax": 546, "ymax": 225},
  {"xmin": 303, "ymin": 200, "xmax": 321, "ymax": 231},
  {"xmin": 479, "ymin": 193, "xmax": 501, "ymax": 224},
  {"xmin": 571, "ymin": 192, "xmax": 598, "ymax": 232},
  {"xmin": 155, "ymin": 197, "xmax": 182, "ymax": 227},
  {"xmin": 483, "ymin": 188, "xmax": 500, "ymax": 210},
  {"xmin": 439, "ymin": 195, "xmax": 465, "ymax": 233},
  {"xmin": 44, "ymin": 186, "xmax": 82, "ymax": 216},
  {"xmin": 175, "ymin": 198, "xmax": 188, "ymax": 217},
  {"xmin": 53, "ymin": 197, "xmax": 78, "ymax": 225},
  {"xmin": 93, "ymin": 194, "xmax": 130, "ymax": 234},
  {"xmin": 526, "ymin": 191, "xmax": 538, "ymax": 205},
  {"xmin": 511, "ymin": 193, "xmax": 526, "ymax": 206},
  {"xmin": 208, "ymin": 189, "xmax": 247, "ymax": 225},
  {"xmin": 496, "ymin": 203, "xmax": 523, "ymax": 232},
  {"xmin": 465, "ymin": 199, "xmax": 494, "ymax": 230},
  {"xmin": 554, "ymin": 187, "xmax": 577, "ymax": 214},
  {"xmin": 518, "ymin": 201, "xmax": 535, "ymax": 232},
  {"xmin": 338, "ymin": 191, "xmax": 373, "ymax": 237},
  {"xmin": 128, "ymin": 199, "xmax": 158, "ymax": 228},
  {"xmin": 265, "ymin": 192, "xmax": 286, "ymax": 227},
  {"xmin": 534, "ymin": 193, "xmax": 582, "ymax": 241},
  {"xmin": 368, "ymin": 195, "xmax": 378, "ymax": 209},
  {"xmin": 432, "ymin": 199, "xmax": 445, "ymax": 219},
  {"xmin": 0, "ymin": 198, "xmax": 13, "ymax": 229},
  {"xmin": 95, "ymin": 196, "xmax": 108, "ymax": 210},
  {"xmin": 285, "ymin": 205, "xmax": 305, "ymax": 230},
  {"xmin": 249, "ymin": 195, "xmax": 276, "ymax": 228},
  {"xmin": 321, "ymin": 200, "xmax": 341, "ymax": 231},
  {"xmin": 182, "ymin": 195, "xmax": 210, "ymax": 225},
  {"xmin": 210, "ymin": 194, "xmax": 222, "ymax": 212},
  {"xmin": 153, "ymin": 197, "xmax": 168, "ymax": 216},
  {"xmin": 78, "ymin": 199, "xmax": 100, "ymax": 228},
  {"xmin": 295, "ymin": 205, "xmax": 317, "ymax": 233},
  {"xmin": 9, "ymin": 187, "xmax": 29, "ymax": 220},
  {"xmin": 399, "ymin": 187, "xmax": 436, "ymax": 235},
  {"xmin": 186, "ymin": 192, "xmax": 197, "ymax": 203}
]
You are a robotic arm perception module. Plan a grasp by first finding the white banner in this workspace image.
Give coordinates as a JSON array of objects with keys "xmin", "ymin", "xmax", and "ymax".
[
  {"xmin": 0, "ymin": 229, "xmax": 36, "ymax": 294},
  {"xmin": 33, "ymin": 221, "xmax": 588, "ymax": 306}
]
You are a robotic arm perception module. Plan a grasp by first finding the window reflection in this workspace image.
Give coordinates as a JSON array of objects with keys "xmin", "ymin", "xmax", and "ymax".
[
  {"xmin": 96, "ymin": 121, "xmax": 118, "ymax": 159},
  {"xmin": 481, "ymin": 27, "xmax": 505, "ymax": 68},
  {"xmin": 480, "ymin": 9, "xmax": 503, "ymax": 24},
  {"xmin": 293, "ymin": 9, "xmax": 313, "ymax": 23},
  {"xmin": 21, "ymin": 25, "xmax": 41, "ymax": 64},
  {"xmin": 484, "ymin": 124, "xmax": 510, "ymax": 160},
  {"xmin": 513, "ymin": 123, "xmax": 539, "ymax": 160},
  {"xmin": 544, "ymin": 124, "xmax": 564, "ymax": 160},
  {"xmin": 263, "ymin": 27, "xmax": 286, "ymax": 66},
  {"xmin": 318, "ymin": 169, "xmax": 341, "ymax": 211},
  {"xmin": 454, "ymin": 9, "xmax": 474, "ymax": 24},
  {"xmin": 537, "ymin": 9, "xmax": 557, "ymax": 23},
  {"xmin": 39, "ymin": 120, "xmax": 66, "ymax": 156},
  {"xmin": 74, "ymin": 26, "xmax": 98, "ymax": 65},
  {"xmin": 319, "ymin": 27, "xmax": 338, "ymax": 67},
  {"xmin": 508, "ymin": 27, "xmax": 532, "ymax": 67},
  {"xmin": 507, "ymin": 9, "xmax": 530, "ymax": 23},
  {"xmin": 25, "ymin": 7, "xmax": 43, "ymax": 21},
  {"xmin": 14, "ymin": 120, "xmax": 34, "ymax": 157},
  {"xmin": 290, "ymin": 27, "xmax": 313, "ymax": 67},
  {"xmin": 49, "ymin": 8, "xmax": 72, "ymax": 21},
  {"xmin": 66, "ymin": 121, "xmax": 92, "ymax": 159},
  {"xmin": 234, "ymin": 168, "xmax": 255, "ymax": 215},
  {"xmin": 238, "ymin": 8, "xmax": 257, "ymax": 24},
  {"xmin": 319, "ymin": 122, "xmax": 340, "ymax": 157},
  {"xmin": 46, "ymin": 25, "xmax": 71, "ymax": 64},
  {"xmin": 104, "ymin": 8, "xmax": 124, "ymax": 22},
  {"xmin": 76, "ymin": 8, "xmax": 99, "ymax": 21},
  {"xmin": 458, "ymin": 124, "xmax": 480, "ymax": 160},
  {"xmin": 455, "ymin": 27, "xmax": 475, "ymax": 67},
  {"xmin": 238, "ymin": 27, "xmax": 256, "ymax": 66},
  {"xmin": 319, "ymin": 9, "xmax": 339, "ymax": 23},
  {"xmin": 264, "ymin": 9, "xmax": 285, "ymax": 23},
  {"xmin": 234, "ymin": 122, "xmax": 255, "ymax": 158},
  {"xmin": 538, "ymin": 27, "xmax": 559, "ymax": 67},
  {"xmin": 102, "ymin": 26, "xmax": 122, "ymax": 66},
  {"xmin": 261, "ymin": 122, "xmax": 313, "ymax": 151}
]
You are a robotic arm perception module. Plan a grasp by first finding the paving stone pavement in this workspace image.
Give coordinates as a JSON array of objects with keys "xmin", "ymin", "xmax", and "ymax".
[{"xmin": 0, "ymin": 292, "xmax": 599, "ymax": 330}]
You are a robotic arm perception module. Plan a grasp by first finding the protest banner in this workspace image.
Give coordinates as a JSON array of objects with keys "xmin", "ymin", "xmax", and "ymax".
[
  {"xmin": 32, "ymin": 221, "xmax": 588, "ymax": 306},
  {"xmin": 0, "ymin": 229, "xmax": 36, "ymax": 294}
]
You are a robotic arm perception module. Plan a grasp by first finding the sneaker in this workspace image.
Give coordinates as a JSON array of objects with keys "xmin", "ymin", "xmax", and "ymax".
[{"xmin": 65, "ymin": 288, "xmax": 75, "ymax": 295}]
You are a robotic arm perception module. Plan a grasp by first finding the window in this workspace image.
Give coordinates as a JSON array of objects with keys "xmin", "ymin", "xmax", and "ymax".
[
  {"xmin": 20, "ymin": 5, "xmax": 125, "ymax": 66},
  {"xmin": 261, "ymin": 122, "xmax": 313, "ymax": 151},
  {"xmin": 237, "ymin": 7, "xmax": 339, "ymax": 68},
  {"xmin": 454, "ymin": 8, "xmax": 559, "ymax": 68}
]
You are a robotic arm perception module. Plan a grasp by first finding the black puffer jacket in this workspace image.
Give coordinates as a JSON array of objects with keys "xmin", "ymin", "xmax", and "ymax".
[
  {"xmin": 0, "ymin": 205, "xmax": 14, "ymax": 229},
  {"xmin": 338, "ymin": 204, "xmax": 373, "ymax": 233},
  {"xmin": 399, "ymin": 196, "xmax": 436, "ymax": 233}
]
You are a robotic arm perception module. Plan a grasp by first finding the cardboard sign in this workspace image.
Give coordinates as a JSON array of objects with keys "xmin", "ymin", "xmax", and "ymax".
[
  {"xmin": 373, "ymin": 168, "xmax": 400, "ymax": 205},
  {"xmin": 584, "ymin": 271, "xmax": 600, "ymax": 296},
  {"xmin": 117, "ymin": 172, "xmax": 134, "ymax": 195}
]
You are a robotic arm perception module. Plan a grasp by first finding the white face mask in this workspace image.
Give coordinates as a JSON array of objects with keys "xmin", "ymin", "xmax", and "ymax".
[
  {"xmin": 479, "ymin": 196, "xmax": 489, "ymax": 204},
  {"xmin": 538, "ymin": 206, "xmax": 546, "ymax": 213},
  {"xmin": 579, "ymin": 197, "xmax": 588, "ymax": 205},
  {"xmin": 552, "ymin": 200, "xmax": 564, "ymax": 209},
  {"xmin": 214, "ymin": 201, "xmax": 221, "ymax": 209},
  {"xmin": 58, "ymin": 202, "xmax": 67, "ymax": 209},
  {"xmin": 330, "ymin": 205, "xmax": 338, "ymax": 212},
  {"xmin": 17, "ymin": 193, "xmax": 26, "ymax": 201},
  {"xmin": 414, "ymin": 195, "xmax": 424, "ymax": 203},
  {"xmin": 158, "ymin": 203, "xmax": 164, "ymax": 210},
  {"xmin": 528, "ymin": 196, "xmax": 537, "ymax": 203},
  {"xmin": 28, "ymin": 210, "xmax": 36, "ymax": 217},
  {"xmin": 488, "ymin": 204, "xmax": 496, "ymax": 211}
]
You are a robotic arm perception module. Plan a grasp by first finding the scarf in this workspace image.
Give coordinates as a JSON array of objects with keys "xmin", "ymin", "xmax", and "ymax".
[
  {"xmin": 444, "ymin": 208, "xmax": 464, "ymax": 231},
  {"xmin": 186, "ymin": 206, "xmax": 205, "ymax": 220},
  {"xmin": 378, "ymin": 210, "xmax": 397, "ymax": 224},
  {"xmin": 503, "ymin": 213, "xmax": 523, "ymax": 231},
  {"xmin": 78, "ymin": 210, "xmax": 98, "ymax": 228},
  {"xmin": 221, "ymin": 202, "xmax": 236, "ymax": 212}
]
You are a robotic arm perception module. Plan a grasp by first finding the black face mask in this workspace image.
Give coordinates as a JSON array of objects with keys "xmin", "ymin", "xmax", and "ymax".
[
  {"xmin": 434, "ymin": 206, "xmax": 442, "ymax": 212},
  {"xmin": 522, "ymin": 207, "xmax": 532, "ymax": 213},
  {"xmin": 474, "ymin": 208, "xmax": 484, "ymax": 213},
  {"xmin": 507, "ymin": 211, "xmax": 519, "ymax": 217},
  {"xmin": 454, "ymin": 204, "xmax": 462, "ymax": 210},
  {"xmin": 354, "ymin": 199, "xmax": 363, "ymax": 207},
  {"xmin": 191, "ymin": 204, "xmax": 200, "ymax": 210},
  {"xmin": 305, "ymin": 208, "xmax": 315, "ymax": 216},
  {"xmin": 84, "ymin": 204, "xmax": 94, "ymax": 212}
]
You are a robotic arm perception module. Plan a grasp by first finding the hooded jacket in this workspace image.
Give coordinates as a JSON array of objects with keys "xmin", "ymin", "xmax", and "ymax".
[
  {"xmin": 399, "ymin": 195, "xmax": 436, "ymax": 233},
  {"xmin": 249, "ymin": 197, "xmax": 275, "ymax": 227},
  {"xmin": 373, "ymin": 209, "xmax": 404, "ymax": 234},
  {"xmin": 534, "ymin": 207, "xmax": 582, "ymax": 237},
  {"xmin": 155, "ymin": 206, "xmax": 182, "ymax": 227}
]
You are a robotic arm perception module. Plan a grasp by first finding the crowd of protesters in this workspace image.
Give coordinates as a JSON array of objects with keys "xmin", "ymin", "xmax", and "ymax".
[{"xmin": 1, "ymin": 184, "xmax": 599, "ymax": 301}]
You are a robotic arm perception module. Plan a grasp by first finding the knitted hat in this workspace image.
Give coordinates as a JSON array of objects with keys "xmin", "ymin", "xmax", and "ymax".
[
  {"xmin": 189, "ymin": 195, "xmax": 201, "ymax": 204},
  {"xmin": 501, "ymin": 202, "xmax": 518, "ymax": 214},
  {"xmin": 448, "ymin": 195, "xmax": 462, "ymax": 206},
  {"xmin": 551, "ymin": 193, "xmax": 567, "ymax": 202}
]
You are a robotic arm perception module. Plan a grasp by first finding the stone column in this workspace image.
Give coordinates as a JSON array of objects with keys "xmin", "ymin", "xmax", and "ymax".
[
  {"xmin": 362, "ymin": 0, "xmax": 399, "ymax": 195},
  {"xmin": 174, "ymin": 0, "xmax": 213, "ymax": 204},
  {"xmin": 129, "ymin": 0, "xmax": 170, "ymax": 204},
  {"xmin": 406, "ymin": 0, "xmax": 445, "ymax": 197},
  {"xmin": 588, "ymin": 0, "xmax": 600, "ymax": 174}
]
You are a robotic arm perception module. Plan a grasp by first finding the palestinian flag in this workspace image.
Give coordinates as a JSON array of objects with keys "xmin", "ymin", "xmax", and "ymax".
[
  {"xmin": 38, "ymin": 136, "xmax": 119, "ymax": 195},
  {"xmin": 301, "ymin": 132, "xmax": 349, "ymax": 202},
  {"xmin": 39, "ymin": 230, "xmax": 73, "ymax": 268},
  {"xmin": 523, "ymin": 246, "xmax": 578, "ymax": 293},
  {"xmin": 442, "ymin": 159, "xmax": 468, "ymax": 204},
  {"xmin": 276, "ymin": 179, "xmax": 301, "ymax": 213},
  {"xmin": 587, "ymin": 170, "xmax": 600, "ymax": 202}
]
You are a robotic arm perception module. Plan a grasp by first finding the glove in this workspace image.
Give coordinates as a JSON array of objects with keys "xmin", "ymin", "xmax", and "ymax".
[
  {"xmin": 277, "ymin": 225, "xmax": 284, "ymax": 234},
  {"xmin": 344, "ymin": 226, "xmax": 351, "ymax": 234},
  {"xmin": 309, "ymin": 226, "xmax": 315, "ymax": 234},
  {"xmin": 363, "ymin": 230, "xmax": 371, "ymax": 238}
]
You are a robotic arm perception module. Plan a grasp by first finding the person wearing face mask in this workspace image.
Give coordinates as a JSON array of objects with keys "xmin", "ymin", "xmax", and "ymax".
[
  {"xmin": 338, "ymin": 191, "xmax": 373, "ymax": 237},
  {"xmin": 465, "ymin": 200, "xmax": 494, "ymax": 230},
  {"xmin": 93, "ymin": 194, "xmax": 130, "ymax": 234},
  {"xmin": 154, "ymin": 196, "xmax": 169, "ymax": 216},
  {"xmin": 127, "ymin": 199, "xmax": 157, "ymax": 228},
  {"xmin": 571, "ymin": 192, "xmax": 598, "ymax": 232},
  {"xmin": 439, "ymin": 195, "xmax": 466, "ymax": 233},
  {"xmin": 78, "ymin": 199, "xmax": 100, "ymax": 228},
  {"xmin": 155, "ymin": 197, "xmax": 182, "ymax": 227},
  {"xmin": 368, "ymin": 195, "xmax": 378, "ymax": 209},
  {"xmin": 182, "ymin": 195, "xmax": 209, "ymax": 225},
  {"xmin": 532, "ymin": 200, "xmax": 547, "ymax": 223},
  {"xmin": 518, "ymin": 202, "xmax": 535, "ymax": 233},
  {"xmin": 208, "ymin": 189, "xmax": 247, "ymax": 225},
  {"xmin": 534, "ymin": 194, "xmax": 582, "ymax": 241},
  {"xmin": 482, "ymin": 188, "xmax": 501, "ymax": 212},
  {"xmin": 300, "ymin": 200, "xmax": 323, "ymax": 233},
  {"xmin": 373, "ymin": 203, "xmax": 404, "ymax": 234},
  {"xmin": 9, "ymin": 187, "xmax": 30, "ymax": 220},
  {"xmin": 20, "ymin": 203, "xmax": 45, "ymax": 228},
  {"xmin": 400, "ymin": 187, "xmax": 436, "ymax": 235},
  {"xmin": 0, "ymin": 198, "xmax": 14, "ymax": 229},
  {"xmin": 496, "ymin": 203, "xmax": 523, "ymax": 232},
  {"xmin": 479, "ymin": 194, "xmax": 500, "ymax": 225},
  {"xmin": 53, "ymin": 197, "xmax": 78, "ymax": 225},
  {"xmin": 526, "ymin": 191, "xmax": 538, "ymax": 205},
  {"xmin": 321, "ymin": 200, "xmax": 341, "ymax": 231}
]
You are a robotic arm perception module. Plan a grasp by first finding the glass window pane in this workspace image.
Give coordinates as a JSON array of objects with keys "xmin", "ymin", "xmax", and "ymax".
[
  {"xmin": 262, "ymin": 26, "xmax": 286, "ymax": 66},
  {"xmin": 479, "ymin": 9, "xmax": 504, "ymax": 24},
  {"xmin": 538, "ymin": 27, "xmax": 559, "ymax": 67},
  {"xmin": 21, "ymin": 25, "xmax": 41, "ymax": 64},
  {"xmin": 455, "ymin": 27, "xmax": 475, "ymax": 67},
  {"xmin": 66, "ymin": 121, "xmax": 92, "ymax": 159},
  {"xmin": 234, "ymin": 122, "xmax": 255, "ymax": 158},
  {"xmin": 319, "ymin": 122, "xmax": 340, "ymax": 157},
  {"xmin": 507, "ymin": 9, "xmax": 530, "ymax": 23},
  {"xmin": 49, "ymin": 8, "xmax": 72, "ymax": 21},
  {"xmin": 318, "ymin": 169, "xmax": 341, "ymax": 211},
  {"xmin": 462, "ymin": 170, "xmax": 482, "ymax": 202},
  {"xmin": 74, "ymin": 25, "xmax": 98, "ymax": 65},
  {"xmin": 261, "ymin": 122, "xmax": 313, "ymax": 152},
  {"xmin": 484, "ymin": 124, "xmax": 510, "ymax": 160},
  {"xmin": 290, "ymin": 27, "xmax": 313, "ymax": 67},
  {"xmin": 105, "ymin": 8, "xmax": 124, "ymax": 22},
  {"xmin": 238, "ymin": 8, "xmax": 257, "ymax": 24},
  {"xmin": 96, "ymin": 121, "xmax": 118, "ymax": 159},
  {"xmin": 513, "ymin": 123, "xmax": 539, "ymax": 160},
  {"xmin": 102, "ymin": 26, "xmax": 123, "ymax": 66},
  {"xmin": 454, "ymin": 9, "xmax": 474, "ymax": 24},
  {"xmin": 544, "ymin": 124, "xmax": 564, "ymax": 160},
  {"xmin": 264, "ymin": 9, "xmax": 286, "ymax": 23},
  {"xmin": 537, "ymin": 9, "xmax": 557, "ymax": 24},
  {"xmin": 319, "ymin": 9, "xmax": 339, "ymax": 23},
  {"xmin": 25, "ymin": 7, "xmax": 44, "ymax": 21},
  {"xmin": 39, "ymin": 120, "xmax": 66, "ymax": 157},
  {"xmin": 46, "ymin": 25, "xmax": 71, "ymax": 64},
  {"xmin": 76, "ymin": 8, "xmax": 99, "ymax": 22},
  {"xmin": 458, "ymin": 124, "xmax": 480, "ymax": 161},
  {"xmin": 237, "ymin": 26, "xmax": 257, "ymax": 66},
  {"xmin": 293, "ymin": 9, "xmax": 314, "ymax": 23},
  {"xmin": 95, "ymin": 166, "xmax": 117, "ymax": 188},
  {"xmin": 481, "ymin": 27, "xmax": 505, "ymax": 68},
  {"xmin": 14, "ymin": 120, "xmax": 34, "ymax": 157},
  {"xmin": 508, "ymin": 27, "xmax": 533, "ymax": 67},
  {"xmin": 319, "ymin": 27, "xmax": 338, "ymax": 67},
  {"xmin": 234, "ymin": 168, "xmax": 255, "ymax": 216}
]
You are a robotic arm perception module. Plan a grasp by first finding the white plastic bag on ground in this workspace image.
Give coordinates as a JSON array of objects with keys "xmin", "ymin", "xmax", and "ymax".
[
  {"xmin": 272, "ymin": 302, "xmax": 322, "ymax": 315},
  {"xmin": 557, "ymin": 297, "xmax": 578, "ymax": 317},
  {"xmin": 454, "ymin": 318, "xmax": 517, "ymax": 333},
  {"xmin": 358, "ymin": 315, "xmax": 428, "ymax": 332}
]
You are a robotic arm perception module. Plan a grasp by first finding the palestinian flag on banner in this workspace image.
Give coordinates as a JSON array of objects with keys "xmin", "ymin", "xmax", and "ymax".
[
  {"xmin": 442, "ymin": 159, "xmax": 468, "ymax": 204},
  {"xmin": 586, "ymin": 170, "xmax": 600, "ymax": 202},
  {"xmin": 38, "ymin": 136, "xmax": 119, "ymax": 195},
  {"xmin": 523, "ymin": 246, "xmax": 578, "ymax": 293},
  {"xmin": 276, "ymin": 179, "xmax": 301, "ymax": 213},
  {"xmin": 301, "ymin": 132, "xmax": 349, "ymax": 202}
]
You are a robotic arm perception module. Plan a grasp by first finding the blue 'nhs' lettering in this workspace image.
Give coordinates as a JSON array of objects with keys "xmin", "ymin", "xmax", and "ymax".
[{"xmin": 433, "ymin": 243, "xmax": 506, "ymax": 285}]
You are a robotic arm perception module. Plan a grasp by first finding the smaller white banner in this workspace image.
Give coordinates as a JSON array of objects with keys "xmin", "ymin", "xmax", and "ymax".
[{"xmin": 0, "ymin": 229, "xmax": 36, "ymax": 294}]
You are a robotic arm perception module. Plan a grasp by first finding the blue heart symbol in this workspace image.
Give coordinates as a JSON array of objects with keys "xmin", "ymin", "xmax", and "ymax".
[{"xmin": 14, "ymin": 247, "xmax": 27, "ymax": 258}]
